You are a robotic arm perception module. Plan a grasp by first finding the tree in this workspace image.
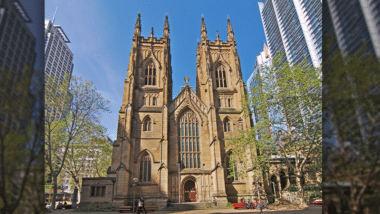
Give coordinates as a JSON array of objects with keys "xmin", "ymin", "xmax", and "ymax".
[
  {"xmin": 45, "ymin": 75, "xmax": 110, "ymax": 210},
  {"xmin": 86, "ymin": 137, "xmax": 113, "ymax": 178},
  {"xmin": 0, "ymin": 67, "xmax": 45, "ymax": 214},
  {"xmin": 62, "ymin": 126, "xmax": 108, "ymax": 200},
  {"xmin": 323, "ymin": 37, "xmax": 380, "ymax": 213},
  {"xmin": 227, "ymin": 53, "xmax": 322, "ymax": 205}
]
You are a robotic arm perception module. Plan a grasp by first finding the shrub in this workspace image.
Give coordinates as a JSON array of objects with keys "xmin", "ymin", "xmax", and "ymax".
[{"xmin": 226, "ymin": 202, "xmax": 233, "ymax": 208}]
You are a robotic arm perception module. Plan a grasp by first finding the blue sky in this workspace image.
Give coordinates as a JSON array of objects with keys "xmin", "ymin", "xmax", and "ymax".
[{"xmin": 45, "ymin": 0, "xmax": 266, "ymax": 141}]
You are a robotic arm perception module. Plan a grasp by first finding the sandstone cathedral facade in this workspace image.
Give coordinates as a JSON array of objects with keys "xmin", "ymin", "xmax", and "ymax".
[{"xmin": 80, "ymin": 14, "xmax": 260, "ymax": 207}]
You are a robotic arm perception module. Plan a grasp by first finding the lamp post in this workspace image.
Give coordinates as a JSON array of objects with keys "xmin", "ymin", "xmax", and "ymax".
[
  {"xmin": 176, "ymin": 163, "xmax": 180, "ymax": 203},
  {"xmin": 131, "ymin": 178, "xmax": 138, "ymax": 213},
  {"xmin": 255, "ymin": 175, "xmax": 261, "ymax": 204},
  {"xmin": 202, "ymin": 163, "xmax": 205, "ymax": 202}
]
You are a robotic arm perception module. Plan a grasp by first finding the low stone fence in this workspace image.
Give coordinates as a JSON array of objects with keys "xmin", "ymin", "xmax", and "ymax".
[
  {"xmin": 281, "ymin": 192, "xmax": 302, "ymax": 204},
  {"xmin": 281, "ymin": 191, "xmax": 317, "ymax": 204}
]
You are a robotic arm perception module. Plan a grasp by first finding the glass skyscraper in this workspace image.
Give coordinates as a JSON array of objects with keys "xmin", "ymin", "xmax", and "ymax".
[
  {"xmin": 258, "ymin": 0, "xmax": 322, "ymax": 67},
  {"xmin": 0, "ymin": 0, "xmax": 35, "ymax": 77},
  {"xmin": 324, "ymin": 0, "xmax": 380, "ymax": 58},
  {"xmin": 44, "ymin": 18, "xmax": 73, "ymax": 85}
]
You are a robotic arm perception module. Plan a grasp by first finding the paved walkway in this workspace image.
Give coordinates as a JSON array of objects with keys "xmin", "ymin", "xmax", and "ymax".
[{"xmin": 50, "ymin": 205, "xmax": 321, "ymax": 214}]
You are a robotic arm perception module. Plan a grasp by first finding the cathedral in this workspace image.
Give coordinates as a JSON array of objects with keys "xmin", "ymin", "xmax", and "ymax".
[{"xmin": 80, "ymin": 14, "xmax": 259, "ymax": 207}]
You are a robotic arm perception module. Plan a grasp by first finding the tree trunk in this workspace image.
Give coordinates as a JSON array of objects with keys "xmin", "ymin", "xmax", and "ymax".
[
  {"xmin": 52, "ymin": 175, "xmax": 57, "ymax": 210},
  {"xmin": 262, "ymin": 170, "xmax": 274, "ymax": 198},
  {"xmin": 296, "ymin": 174, "xmax": 305, "ymax": 205}
]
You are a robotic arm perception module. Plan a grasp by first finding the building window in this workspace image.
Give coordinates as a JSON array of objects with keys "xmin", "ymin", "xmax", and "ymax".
[
  {"xmin": 226, "ymin": 153, "xmax": 238, "ymax": 181},
  {"xmin": 153, "ymin": 97, "xmax": 156, "ymax": 106},
  {"xmin": 227, "ymin": 99, "xmax": 231, "ymax": 107},
  {"xmin": 90, "ymin": 186, "xmax": 106, "ymax": 197},
  {"xmin": 224, "ymin": 118, "xmax": 231, "ymax": 132},
  {"xmin": 179, "ymin": 110, "xmax": 200, "ymax": 169},
  {"xmin": 142, "ymin": 97, "xmax": 145, "ymax": 106},
  {"xmin": 144, "ymin": 62, "xmax": 156, "ymax": 85},
  {"xmin": 139, "ymin": 153, "xmax": 151, "ymax": 182},
  {"xmin": 143, "ymin": 117, "xmax": 152, "ymax": 131},
  {"xmin": 215, "ymin": 65, "xmax": 227, "ymax": 87}
]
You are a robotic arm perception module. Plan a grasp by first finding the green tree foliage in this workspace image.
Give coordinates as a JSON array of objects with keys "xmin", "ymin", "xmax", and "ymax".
[
  {"xmin": 87, "ymin": 137, "xmax": 113, "ymax": 178},
  {"xmin": 0, "ymin": 67, "xmax": 44, "ymax": 213},
  {"xmin": 227, "ymin": 53, "xmax": 322, "ymax": 205},
  {"xmin": 45, "ymin": 75, "xmax": 110, "ymax": 210},
  {"xmin": 323, "ymin": 37, "xmax": 380, "ymax": 213}
]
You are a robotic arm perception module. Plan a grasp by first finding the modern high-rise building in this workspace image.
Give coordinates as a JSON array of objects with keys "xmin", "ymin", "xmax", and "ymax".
[
  {"xmin": 324, "ymin": 0, "xmax": 380, "ymax": 58},
  {"xmin": 323, "ymin": 1, "xmax": 380, "ymax": 213},
  {"xmin": 0, "ymin": 0, "xmax": 35, "ymax": 76},
  {"xmin": 247, "ymin": 44, "xmax": 287, "ymax": 143},
  {"xmin": 44, "ymin": 18, "xmax": 73, "ymax": 85},
  {"xmin": 247, "ymin": 44, "xmax": 272, "ymax": 127},
  {"xmin": 258, "ymin": 0, "xmax": 322, "ymax": 67}
]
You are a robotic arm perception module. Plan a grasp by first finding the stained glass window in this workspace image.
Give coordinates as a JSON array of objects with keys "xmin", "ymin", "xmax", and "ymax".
[
  {"xmin": 179, "ymin": 110, "xmax": 201, "ymax": 168},
  {"xmin": 140, "ymin": 153, "xmax": 151, "ymax": 182}
]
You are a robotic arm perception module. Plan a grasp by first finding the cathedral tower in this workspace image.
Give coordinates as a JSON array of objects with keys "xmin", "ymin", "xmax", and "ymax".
[
  {"xmin": 195, "ymin": 17, "xmax": 254, "ymax": 202},
  {"xmin": 108, "ymin": 13, "xmax": 173, "ymax": 203}
]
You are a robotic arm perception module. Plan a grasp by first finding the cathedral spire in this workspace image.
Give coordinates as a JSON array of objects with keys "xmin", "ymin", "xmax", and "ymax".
[
  {"xmin": 150, "ymin": 27, "xmax": 154, "ymax": 38},
  {"xmin": 201, "ymin": 15, "xmax": 208, "ymax": 41},
  {"xmin": 227, "ymin": 17, "xmax": 235, "ymax": 42},
  {"xmin": 134, "ymin": 13, "xmax": 141, "ymax": 36},
  {"xmin": 216, "ymin": 30, "xmax": 220, "ymax": 41},
  {"xmin": 163, "ymin": 15, "xmax": 170, "ymax": 38}
]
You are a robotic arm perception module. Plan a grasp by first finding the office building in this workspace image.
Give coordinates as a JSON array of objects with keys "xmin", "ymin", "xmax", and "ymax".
[
  {"xmin": 324, "ymin": 0, "xmax": 380, "ymax": 58},
  {"xmin": 323, "ymin": 0, "xmax": 380, "ymax": 213},
  {"xmin": 0, "ymin": 0, "xmax": 35, "ymax": 77},
  {"xmin": 258, "ymin": 0, "xmax": 322, "ymax": 67},
  {"xmin": 247, "ymin": 44, "xmax": 277, "ymax": 132},
  {"xmin": 44, "ymin": 18, "xmax": 73, "ymax": 85}
]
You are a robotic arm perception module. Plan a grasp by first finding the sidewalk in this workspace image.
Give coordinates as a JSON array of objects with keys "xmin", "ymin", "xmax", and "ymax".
[{"xmin": 50, "ymin": 207, "xmax": 306, "ymax": 214}]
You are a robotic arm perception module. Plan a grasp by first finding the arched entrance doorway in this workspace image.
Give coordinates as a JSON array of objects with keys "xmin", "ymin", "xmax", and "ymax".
[
  {"xmin": 280, "ymin": 171, "xmax": 287, "ymax": 190},
  {"xmin": 270, "ymin": 175, "xmax": 279, "ymax": 198},
  {"xmin": 183, "ymin": 180, "xmax": 196, "ymax": 202}
]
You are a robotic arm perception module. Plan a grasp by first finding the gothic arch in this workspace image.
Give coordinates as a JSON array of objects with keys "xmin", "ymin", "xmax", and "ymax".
[
  {"xmin": 134, "ymin": 149, "xmax": 158, "ymax": 163},
  {"xmin": 212, "ymin": 53, "xmax": 231, "ymax": 73},
  {"xmin": 139, "ymin": 52, "xmax": 161, "ymax": 86},
  {"xmin": 142, "ymin": 115, "xmax": 153, "ymax": 131},
  {"xmin": 174, "ymin": 104, "xmax": 204, "ymax": 126},
  {"xmin": 140, "ymin": 52, "xmax": 161, "ymax": 70},
  {"xmin": 223, "ymin": 116, "xmax": 233, "ymax": 132}
]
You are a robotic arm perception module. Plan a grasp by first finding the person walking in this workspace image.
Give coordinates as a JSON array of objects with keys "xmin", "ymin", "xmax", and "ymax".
[{"xmin": 138, "ymin": 197, "xmax": 147, "ymax": 214}]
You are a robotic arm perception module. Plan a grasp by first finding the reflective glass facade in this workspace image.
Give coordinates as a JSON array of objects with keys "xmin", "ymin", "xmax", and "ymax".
[{"xmin": 259, "ymin": 0, "xmax": 322, "ymax": 67}]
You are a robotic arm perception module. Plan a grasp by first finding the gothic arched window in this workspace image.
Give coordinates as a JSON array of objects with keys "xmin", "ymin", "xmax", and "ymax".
[
  {"xmin": 224, "ymin": 118, "xmax": 231, "ymax": 132},
  {"xmin": 226, "ymin": 152, "xmax": 238, "ymax": 181},
  {"xmin": 215, "ymin": 65, "xmax": 227, "ymax": 88},
  {"xmin": 153, "ymin": 97, "xmax": 156, "ymax": 106},
  {"xmin": 139, "ymin": 153, "xmax": 151, "ymax": 182},
  {"xmin": 179, "ymin": 110, "xmax": 200, "ymax": 169},
  {"xmin": 143, "ymin": 117, "xmax": 152, "ymax": 131},
  {"xmin": 144, "ymin": 62, "xmax": 156, "ymax": 86}
]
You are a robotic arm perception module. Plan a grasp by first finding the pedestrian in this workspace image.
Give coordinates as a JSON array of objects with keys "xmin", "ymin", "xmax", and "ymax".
[
  {"xmin": 213, "ymin": 197, "xmax": 217, "ymax": 206},
  {"xmin": 247, "ymin": 199, "xmax": 253, "ymax": 209},
  {"xmin": 56, "ymin": 202, "xmax": 63, "ymax": 209},
  {"xmin": 166, "ymin": 198, "xmax": 173, "ymax": 208},
  {"xmin": 45, "ymin": 204, "xmax": 52, "ymax": 213},
  {"xmin": 139, "ymin": 197, "xmax": 147, "ymax": 214}
]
